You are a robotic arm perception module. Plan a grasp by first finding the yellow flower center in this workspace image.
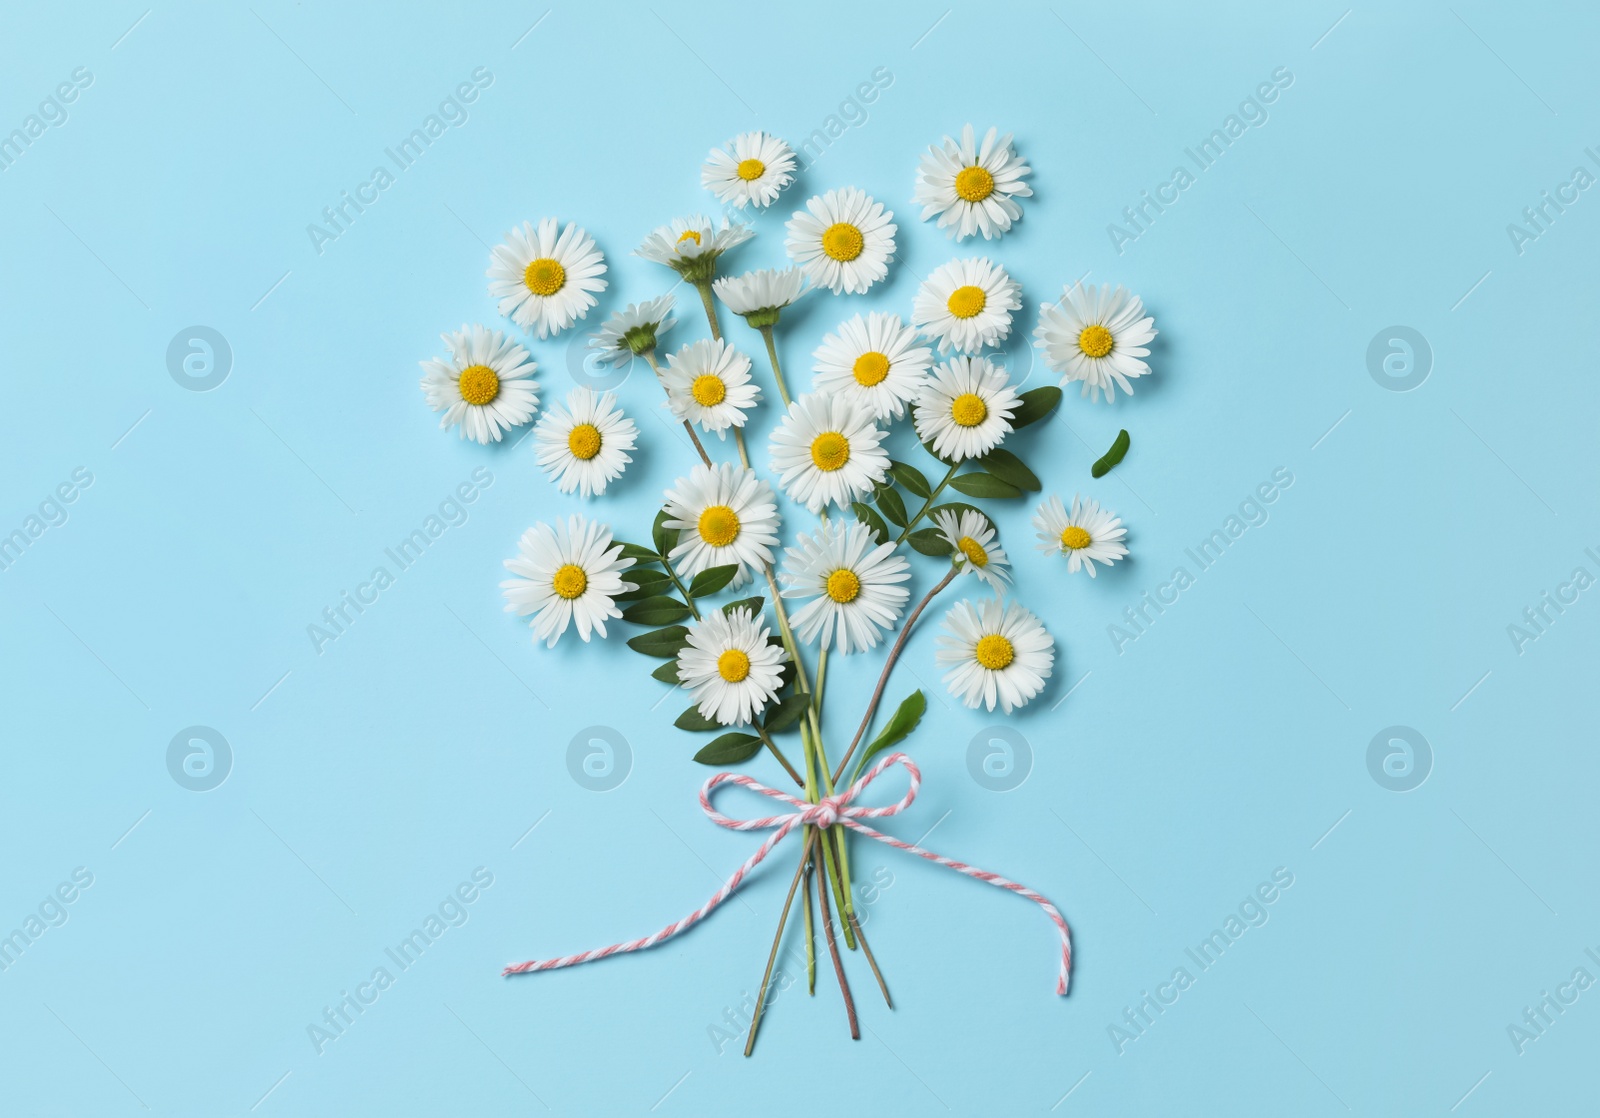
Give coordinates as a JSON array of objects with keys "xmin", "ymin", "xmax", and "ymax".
[
  {"xmin": 951, "ymin": 393, "xmax": 988, "ymax": 427},
  {"xmin": 821, "ymin": 222, "xmax": 865, "ymax": 262},
  {"xmin": 551, "ymin": 563, "xmax": 587, "ymax": 600},
  {"xmin": 690, "ymin": 374, "xmax": 726, "ymax": 407},
  {"xmin": 810, "ymin": 432, "xmax": 850, "ymax": 472},
  {"xmin": 567, "ymin": 423, "xmax": 602, "ymax": 460},
  {"xmin": 736, "ymin": 158, "xmax": 766, "ymax": 181},
  {"xmin": 717, "ymin": 648, "xmax": 751, "ymax": 682},
  {"xmin": 523, "ymin": 257, "xmax": 566, "ymax": 296},
  {"xmin": 956, "ymin": 536, "xmax": 989, "ymax": 567},
  {"xmin": 1078, "ymin": 324, "xmax": 1114, "ymax": 358},
  {"xmin": 946, "ymin": 285, "xmax": 986, "ymax": 319},
  {"xmin": 676, "ymin": 229, "xmax": 702, "ymax": 247},
  {"xmin": 825, "ymin": 568, "xmax": 861, "ymax": 603},
  {"xmin": 457, "ymin": 364, "xmax": 500, "ymax": 406},
  {"xmin": 954, "ymin": 165, "xmax": 995, "ymax": 203},
  {"xmin": 851, "ymin": 351, "xmax": 890, "ymax": 387},
  {"xmin": 974, "ymin": 633, "xmax": 1015, "ymax": 671},
  {"xmin": 1061, "ymin": 526, "xmax": 1092, "ymax": 550},
  {"xmin": 698, "ymin": 504, "xmax": 740, "ymax": 548}
]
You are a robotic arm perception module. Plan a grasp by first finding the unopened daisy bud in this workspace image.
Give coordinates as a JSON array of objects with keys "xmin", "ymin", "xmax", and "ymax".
[{"xmin": 589, "ymin": 295, "xmax": 676, "ymax": 365}]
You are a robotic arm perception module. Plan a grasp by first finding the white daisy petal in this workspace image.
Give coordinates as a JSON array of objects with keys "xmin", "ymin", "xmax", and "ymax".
[
  {"xmin": 662, "ymin": 462, "xmax": 782, "ymax": 588},
  {"xmin": 676, "ymin": 607, "xmax": 788, "ymax": 725},
  {"xmin": 1033, "ymin": 283, "xmax": 1157, "ymax": 402},
  {"xmin": 935, "ymin": 597, "xmax": 1053, "ymax": 713},
  {"xmin": 588, "ymin": 295, "xmax": 676, "ymax": 365},
  {"xmin": 660, "ymin": 338, "xmax": 761, "ymax": 438},
  {"xmin": 635, "ymin": 214, "xmax": 753, "ymax": 284},
  {"xmin": 913, "ymin": 124, "xmax": 1033, "ymax": 241},
  {"xmin": 1033, "ymin": 493, "xmax": 1128, "ymax": 577},
  {"xmin": 713, "ymin": 266, "xmax": 807, "ymax": 327},
  {"xmin": 911, "ymin": 257, "xmax": 1022, "ymax": 354},
  {"xmin": 780, "ymin": 521, "xmax": 910, "ymax": 654},
  {"xmin": 532, "ymin": 387, "xmax": 637, "ymax": 498},
  {"xmin": 932, "ymin": 509, "xmax": 1012, "ymax": 593},
  {"xmin": 500, "ymin": 515, "xmax": 633, "ymax": 647},
  {"xmin": 487, "ymin": 219, "xmax": 607, "ymax": 340},
  {"xmin": 419, "ymin": 324, "xmax": 539, "ymax": 444},
  {"xmin": 784, "ymin": 187, "xmax": 896, "ymax": 295},
  {"xmin": 912, "ymin": 355, "xmax": 1020, "ymax": 462},
  {"xmin": 767, "ymin": 392, "xmax": 891, "ymax": 514},
  {"xmin": 810, "ymin": 312, "xmax": 934, "ymax": 422},
  {"xmin": 702, "ymin": 131, "xmax": 797, "ymax": 209}
]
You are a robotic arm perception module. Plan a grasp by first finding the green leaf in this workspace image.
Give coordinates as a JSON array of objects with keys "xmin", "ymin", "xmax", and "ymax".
[
  {"xmin": 927, "ymin": 502, "xmax": 982, "ymax": 523},
  {"xmin": 855, "ymin": 690, "xmax": 927, "ymax": 775},
  {"xmin": 1010, "ymin": 386, "xmax": 1062, "ymax": 429},
  {"xmin": 615, "ymin": 569, "xmax": 672, "ymax": 601},
  {"xmin": 1092, "ymin": 429, "xmax": 1131, "ymax": 478},
  {"xmin": 875, "ymin": 487, "xmax": 909, "ymax": 528},
  {"xmin": 688, "ymin": 564, "xmax": 739, "ymax": 598},
  {"xmin": 675, "ymin": 705, "xmax": 721, "ymax": 732},
  {"xmin": 722, "ymin": 595, "xmax": 764, "ymax": 618},
  {"xmin": 906, "ymin": 528, "xmax": 950, "ymax": 557},
  {"xmin": 626, "ymin": 625, "xmax": 689, "ymax": 658},
  {"xmin": 616, "ymin": 542, "xmax": 661, "ymax": 564},
  {"xmin": 851, "ymin": 502, "xmax": 889, "ymax": 545},
  {"xmin": 949, "ymin": 472, "xmax": 1024, "ymax": 499},
  {"xmin": 651, "ymin": 508, "xmax": 677, "ymax": 555},
  {"xmin": 763, "ymin": 692, "xmax": 811, "ymax": 734},
  {"xmin": 694, "ymin": 732, "xmax": 762, "ymax": 765},
  {"xmin": 979, "ymin": 447, "xmax": 1042, "ymax": 492},
  {"xmin": 621, "ymin": 596, "xmax": 692, "ymax": 626},
  {"xmin": 650, "ymin": 659, "xmax": 682, "ymax": 683},
  {"xmin": 888, "ymin": 460, "xmax": 932, "ymax": 499}
]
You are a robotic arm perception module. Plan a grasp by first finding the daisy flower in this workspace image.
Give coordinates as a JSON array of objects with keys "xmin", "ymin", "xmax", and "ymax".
[
  {"xmin": 767, "ymin": 393, "xmax": 890, "ymax": 513},
  {"xmin": 589, "ymin": 295, "xmax": 676, "ymax": 365},
  {"xmin": 702, "ymin": 131, "xmax": 796, "ymax": 209},
  {"xmin": 635, "ymin": 214, "xmax": 753, "ymax": 284},
  {"xmin": 487, "ymin": 219, "xmax": 607, "ymax": 340},
  {"xmin": 913, "ymin": 125, "xmax": 1033, "ymax": 241},
  {"xmin": 419, "ymin": 324, "xmax": 539, "ymax": 444},
  {"xmin": 1033, "ymin": 494, "xmax": 1128, "ymax": 577},
  {"xmin": 933, "ymin": 508, "xmax": 1012, "ymax": 593},
  {"xmin": 500, "ymin": 515, "xmax": 633, "ymax": 647},
  {"xmin": 781, "ymin": 521, "xmax": 910, "ymax": 654},
  {"xmin": 532, "ymin": 387, "xmax": 637, "ymax": 498},
  {"xmin": 660, "ymin": 338, "xmax": 760, "ymax": 439},
  {"xmin": 785, "ymin": 187, "xmax": 896, "ymax": 295},
  {"xmin": 911, "ymin": 257, "xmax": 1022, "ymax": 354},
  {"xmin": 676, "ymin": 607, "xmax": 788, "ymax": 726},
  {"xmin": 936, "ymin": 597, "xmax": 1054, "ymax": 714},
  {"xmin": 1034, "ymin": 283, "xmax": 1157, "ymax": 402},
  {"xmin": 913, "ymin": 355, "xmax": 1020, "ymax": 461},
  {"xmin": 662, "ymin": 462, "xmax": 781, "ymax": 587},
  {"xmin": 713, "ymin": 267, "xmax": 807, "ymax": 329},
  {"xmin": 811, "ymin": 312, "xmax": 933, "ymax": 422}
]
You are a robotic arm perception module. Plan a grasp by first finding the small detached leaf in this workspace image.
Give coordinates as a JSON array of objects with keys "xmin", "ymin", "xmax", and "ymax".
[
  {"xmin": 949, "ymin": 472, "xmax": 1023, "ymax": 500},
  {"xmin": 694, "ymin": 732, "xmax": 762, "ymax": 766},
  {"xmin": 852, "ymin": 502, "xmax": 890, "ymax": 545},
  {"xmin": 906, "ymin": 528, "xmax": 950, "ymax": 557},
  {"xmin": 616, "ymin": 542, "xmax": 661, "ymax": 565},
  {"xmin": 1092, "ymin": 429, "xmax": 1131, "ymax": 478},
  {"xmin": 978, "ymin": 447, "xmax": 1041, "ymax": 492},
  {"xmin": 650, "ymin": 659, "xmax": 682, "ymax": 684},
  {"xmin": 723, "ymin": 595, "xmax": 764, "ymax": 618},
  {"xmin": 621, "ymin": 596, "xmax": 692, "ymax": 626},
  {"xmin": 674, "ymin": 705, "xmax": 722, "ymax": 732},
  {"xmin": 854, "ymin": 690, "xmax": 927, "ymax": 777},
  {"xmin": 763, "ymin": 692, "xmax": 812, "ymax": 734},
  {"xmin": 626, "ymin": 625, "xmax": 690, "ymax": 659},
  {"xmin": 689, "ymin": 564, "xmax": 739, "ymax": 598},
  {"xmin": 888, "ymin": 460, "xmax": 933, "ymax": 499},
  {"xmin": 615, "ymin": 569, "xmax": 672, "ymax": 601},
  {"xmin": 875, "ymin": 487, "xmax": 909, "ymax": 528},
  {"xmin": 651, "ymin": 508, "xmax": 677, "ymax": 556},
  {"xmin": 1010, "ymin": 386, "xmax": 1063, "ymax": 429}
]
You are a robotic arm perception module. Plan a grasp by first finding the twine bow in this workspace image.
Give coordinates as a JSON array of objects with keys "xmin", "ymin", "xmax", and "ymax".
[{"xmin": 503, "ymin": 751, "xmax": 1072, "ymax": 994}]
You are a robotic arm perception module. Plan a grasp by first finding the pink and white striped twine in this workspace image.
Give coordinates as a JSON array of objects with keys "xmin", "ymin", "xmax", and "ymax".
[{"xmin": 502, "ymin": 751, "xmax": 1072, "ymax": 994}]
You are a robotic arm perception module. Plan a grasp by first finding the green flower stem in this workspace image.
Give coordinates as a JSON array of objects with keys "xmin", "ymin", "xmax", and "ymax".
[
  {"xmin": 812, "ymin": 825, "xmax": 860, "ymax": 1039},
  {"xmin": 694, "ymin": 278, "xmax": 723, "ymax": 341},
  {"xmin": 657, "ymin": 551, "xmax": 703, "ymax": 622},
  {"xmin": 743, "ymin": 828, "xmax": 816, "ymax": 1057},
  {"xmin": 805, "ymin": 721, "xmax": 856, "ymax": 950},
  {"xmin": 802, "ymin": 860, "xmax": 817, "ymax": 995},
  {"xmin": 892, "ymin": 460, "xmax": 962, "ymax": 546},
  {"xmin": 643, "ymin": 351, "xmax": 713, "ymax": 468},
  {"xmin": 753, "ymin": 722, "xmax": 803, "ymax": 787},
  {"xmin": 759, "ymin": 324, "xmax": 793, "ymax": 407},
  {"xmin": 731, "ymin": 426, "xmax": 752, "ymax": 471}
]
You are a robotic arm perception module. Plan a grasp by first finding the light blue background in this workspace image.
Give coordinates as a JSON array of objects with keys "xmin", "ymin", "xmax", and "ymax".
[{"xmin": 2, "ymin": 2, "xmax": 1597, "ymax": 1114}]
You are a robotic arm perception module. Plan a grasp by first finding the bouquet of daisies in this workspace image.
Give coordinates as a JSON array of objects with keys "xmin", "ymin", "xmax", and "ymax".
[{"xmin": 420, "ymin": 126, "xmax": 1156, "ymax": 1053}]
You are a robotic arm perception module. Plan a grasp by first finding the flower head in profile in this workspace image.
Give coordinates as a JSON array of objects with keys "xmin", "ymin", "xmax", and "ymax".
[
  {"xmin": 785, "ymin": 187, "xmax": 896, "ymax": 295},
  {"xmin": 933, "ymin": 508, "xmax": 1011, "ymax": 593},
  {"xmin": 936, "ymin": 597, "xmax": 1054, "ymax": 713},
  {"xmin": 660, "ymin": 338, "xmax": 760, "ymax": 438},
  {"xmin": 677, "ymin": 607, "xmax": 788, "ymax": 725},
  {"xmin": 912, "ymin": 257, "xmax": 1022, "ymax": 354},
  {"xmin": 419, "ymin": 325, "xmax": 538, "ymax": 444},
  {"xmin": 1033, "ymin": 283, "xmax": 1156, "ymax": 402},
  {"xmin": 662, "ymin": 462, "xmax": 781, "ymax": 588},
  {"xmin": 532, "ymin": 387, "xmax": 637, "ymax": 498},
  {"xmin": 487, "ymin": 219, "xmax": 607, "ymax": 339},
  {"xmin": 781, "ymin": 521, "xmax": 910, "ymax": 654},
  {"xmin": 713, "ymin": 267, "xmax": 807, "ymax": 329},
  {"xmin": 767, "ymin": 393, "xmax": 890, "ymax": 513},
  {"xmin": 702, "ymin": 131, "xmax": 796, "ymax": 209},
  {"xmin": 913, "ymin": 125, "xmax": 1033, "ymax": 241},
  {"xmin": 811, "ymin": 312, "xmax": 933, "ymax": 422},
  {"xmin": 913, "ymin": 355, "xmax": 1019, "ymax": 462},
  {"xmin": 1034, "ymin": 494, "xmax": 1128, "ymax": 577},
  {"xmin": 635, "ymin": 215, "xmax": 753, "ymax": 284},
  {"xmin": 500, "ymin": 515, "xmax": 633, "ymax": 647},
  {"xmin": 589, "ymin": 295, "xmax": 676, "ymax": 365}
]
